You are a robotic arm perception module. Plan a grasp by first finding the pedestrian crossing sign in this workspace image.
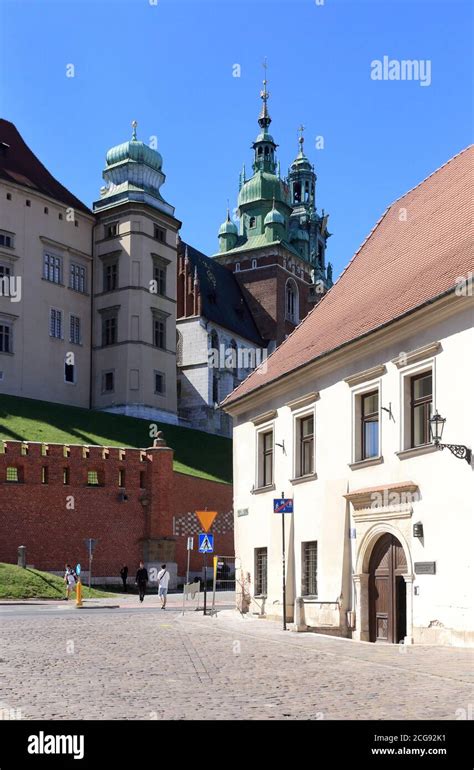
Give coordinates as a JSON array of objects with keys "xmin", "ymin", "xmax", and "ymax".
[{"xmin": 198, "ymin": 533, "xmax": 214, "ymax": 553}]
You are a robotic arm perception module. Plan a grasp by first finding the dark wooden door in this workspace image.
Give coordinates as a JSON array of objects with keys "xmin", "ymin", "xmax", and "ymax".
[{"xmin": 369, "ymin": 534, "xmax": 407, "ymax": 643}]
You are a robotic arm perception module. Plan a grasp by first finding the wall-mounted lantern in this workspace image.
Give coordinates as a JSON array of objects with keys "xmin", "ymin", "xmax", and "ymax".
[
  {"xmin": 413, "ymin": 522, "xmax": 424, "ymax": 539},
  {"xmin": 429, "ymin": 412, "xmax": 472, "ymax": 464}
]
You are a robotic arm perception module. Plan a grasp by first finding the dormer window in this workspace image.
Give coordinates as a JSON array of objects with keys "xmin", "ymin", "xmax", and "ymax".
[{"xmin": 249, "ymin": 217, "xmax": 256, "ymax": 229}]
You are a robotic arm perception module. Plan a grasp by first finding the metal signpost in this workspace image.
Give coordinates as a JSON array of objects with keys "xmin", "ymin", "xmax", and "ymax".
[
  {"xmin": 273, "ymin": 495, "xmax": 294, "ymax": 631},
  {"xmin": 195, "ymin": 511, "xmax": 217, "ymax": 616},
  {"xmin": 84, "ymin": 538, "xmax": 98, "ymax": 590},
  {"xmin": 182, "ymin": 536, "xmax": 194, "ymax": 616},
  {"xmin": 198, "ymin": 532, "xmax": 214, "ymax": 615}
]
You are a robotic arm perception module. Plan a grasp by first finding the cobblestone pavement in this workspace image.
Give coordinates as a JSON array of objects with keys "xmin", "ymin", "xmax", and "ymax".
[{"xmin": 1, "ymin": 599, "xmax": 473, "ymax": 720}]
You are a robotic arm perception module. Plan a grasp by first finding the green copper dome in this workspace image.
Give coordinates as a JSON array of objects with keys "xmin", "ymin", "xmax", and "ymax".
[
  {"xmin": 219, "ymin": 212, "xmax": 238, "ymax": 236},
  {"xmin": 106, "ymin": 139, "xmax": 163, "ymax": 171},
  {"xmin": 238, "ymin": 171, "xmax": 289, "ymax": 209},
  {"xmin": 264, "ymin": 203, "xmax": 285, "ymax": 226}
]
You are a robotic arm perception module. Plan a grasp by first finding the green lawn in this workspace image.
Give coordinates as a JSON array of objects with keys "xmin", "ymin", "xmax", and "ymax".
[
  {"xmin": 0, "ymin": 394, "xmax": 232, "ymax": 483},
  {"xmin": 0, "ymin": 562, "xmax": 114, "ymax": 600}
]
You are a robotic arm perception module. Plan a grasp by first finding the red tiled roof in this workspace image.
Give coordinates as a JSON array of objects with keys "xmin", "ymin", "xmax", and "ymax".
[
  {"xmin": 0, "ymin": 119, "xmax": 91, "ymax": 215},
  {"xmin": 223, "ymin": 146, "xmax": 474, "ymax": 408}
]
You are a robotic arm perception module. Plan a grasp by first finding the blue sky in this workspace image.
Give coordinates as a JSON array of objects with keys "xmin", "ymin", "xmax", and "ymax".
[{"xmin": 0, "ymin": 0, "xmax": 472, "ymax": 277}]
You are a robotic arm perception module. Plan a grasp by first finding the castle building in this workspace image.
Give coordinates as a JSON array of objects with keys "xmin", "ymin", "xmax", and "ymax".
[{"xmin": 0, "ymin": 77, "xmax": 333, "ymax": 437}]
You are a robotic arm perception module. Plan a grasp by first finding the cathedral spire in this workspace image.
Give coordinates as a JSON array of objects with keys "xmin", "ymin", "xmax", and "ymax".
[{"xmin": 258, "ymin": 58, "xmax": 271, "ymax": 131}]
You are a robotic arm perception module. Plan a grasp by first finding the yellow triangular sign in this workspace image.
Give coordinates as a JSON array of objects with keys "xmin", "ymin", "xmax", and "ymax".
[{"xmin": 196, "ymin": 510, "xmax": 218, "ymax": 532}]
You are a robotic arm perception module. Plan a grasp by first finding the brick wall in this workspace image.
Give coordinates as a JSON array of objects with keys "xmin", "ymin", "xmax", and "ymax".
[{"xmin": 0, "ymin": 440, "xmax": 233, "ymax": 579}]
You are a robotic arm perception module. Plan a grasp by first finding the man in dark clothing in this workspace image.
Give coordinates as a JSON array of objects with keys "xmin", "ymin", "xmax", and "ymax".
[
  {"xmin": 135, "ymin": 561, "xmax": 148, "ymax": 603},
  {"xmin": 120, "ymin": 564, "xmax": 128, "ymax": 592}
]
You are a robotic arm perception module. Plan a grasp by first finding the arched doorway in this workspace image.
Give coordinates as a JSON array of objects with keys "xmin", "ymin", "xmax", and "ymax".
[{"xmin": 369, "ymin": 533, "xmax": 407, "ymax": 643}]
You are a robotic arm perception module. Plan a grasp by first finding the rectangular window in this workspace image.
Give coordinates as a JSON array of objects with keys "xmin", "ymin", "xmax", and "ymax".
[
  {"xmin": 153, "ymin": 318, "xmax": 166, "ymax": 349},
  {"xmin": 70, "ymin": 263, "xmax": 86, "ymax": 293},
  {"xmin": 139, "ymin": 471, "xmax": 146, "ymax": 489},
  {"xmin": 255, "ymin": 547, "xmax": 268, "ymax": 596},
  {"xmin": 87, "ymin": 471, "xmax": 99, "ymax": 486},
  {"xmin": 302, "ymin": 541, "xmax": 318, "ymax": 597},
  {"xmin": 65, "ymin": 363, "xmax": 75, "ymax": 383},
  {"xmin": 154, "ymin": 224, "xmax": 166, "ymax": 243},
  {"xmin": 154, "ymin": 371, "xmax": 165, "ymax": 394},
  {"xmin": 69, "ymin": 315, "xmax": 81, "ymax": 345},
  {"xmin": 259, "ymin": 430, "xmax": 273, "ymax": 488},
  {"xmin": 105, "ymin": 223, "xmax": 118, "ymax": 238},
  {"xmin": 0, "ymin": 264, "xmax": 11, "ymax": 279},
  {"xmin": 411, "ymin": 372, "xmax": 432, "ymax": 447},
  {"xmin": 49, "ymin": 308, "xmax": 62, "ymax": 339},
  {"xmin": 118, "ymin": 469, "xmax": 125, "ymax": 487},
  {"xmin": 41, "ymin": 466, "xmax": 49, "ymax": 484},
  {"xmin": 6, "ymin": 467, "xmax": 19, "ymax": 482},
  {"xmin": 103, "ymin": 370, "xmax": 115, "ymax": 393},
  {"xmin": 298, "ymin": 415, "xmax": 314, "ymax": 477},
  {"xmin": 153, "ymin": 263, "xmax": 166, "ymax": 295},
  {"xmin": 0, "ymin": 323, "xmax": 12, "ymax": 353},
  {"xmin": 104, "ymin": 262, "xmax": 118, "ymax": 292},
  {"xmin": 102, "ymin": 316, "xmax": 117, "ymax": 346},
  {"xmin": 0, "ymin": 231, "xmax": 14, "ymax": 249},
  {"xmin": 43, "ymin": 253, "xmax": 62, "ymax": 284},
  {"xmin": 361, "ymin": 390, "xmax": 379, "ymax": 459}
]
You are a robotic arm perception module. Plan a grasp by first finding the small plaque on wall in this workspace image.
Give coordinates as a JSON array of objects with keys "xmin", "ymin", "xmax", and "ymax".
[
  {"xmin": 237, "ymin": 508, "xmax": 249, "ymax": 517},
  {"xmin": 414, "ymin": 561, "xmax": 436, "ymax": 575}
]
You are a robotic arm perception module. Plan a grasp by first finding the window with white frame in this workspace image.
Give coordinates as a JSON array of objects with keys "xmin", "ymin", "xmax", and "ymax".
[
  {"xmin": 69, "ymin": 315, "xmax": 81, "ymax": 345},
  {"xmin": 49, "ymin": 308, "xmax": 62, "ymax": 339},
  {"xmin": 302, "ymin": 541, "xmax": 318, "ymax": 597},
  {"xmin": 295, "ymin": 413, "xmax": 314, "ymax": 477},
  {"xmin": 0, "ymin": 322, "xmax": 12, "ymax": 353},
  {"xmin": 64, "ymin": 361, "xmax": 75, "ymax": 384},
  {"xmin": 0, "ymin": 230, "xmax": 14, "ymax": 249},
  {"xmin": 257, "ymin": 428, "xmax": 274, "ymax": 488},
  {"xmin": 409, "ymin": 370, "xmax": 433, "ymax": 447},
  {"xmin": 0, "ymin": 263, "xmax": 11, "ymax": 279},
  {"xmin": 43, "ymin": 253, "xmax": 62, "ymax": 284},
  {"xmin": 154, "ymin": 371, "xmax": 165, "ymax": 395},
  {"xmin": 70, "ymin": 263, "xmax": 87, "ymax": 293},
  {"xmin": 353, "ymin": 385, "xmax": 380, "ymax": 462}
]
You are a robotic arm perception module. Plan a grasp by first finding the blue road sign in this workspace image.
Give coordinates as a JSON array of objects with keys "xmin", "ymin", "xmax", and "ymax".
[
  {"xmin": 198, "ymin": 533, "xmax": 214, "ymax": 553},
  {"xmin": 76, "ymin": 563, "xmax": 81, "ymax": 575},
  {"xmin": 273, "ymin": 498, "xmax": 294, "ymax": 514}
]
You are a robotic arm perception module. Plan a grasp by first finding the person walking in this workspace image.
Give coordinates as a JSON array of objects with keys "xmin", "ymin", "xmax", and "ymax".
[
  {"xmin": 135, "ymin": 561, "xmax": 148, "ymax": 603},
  {"xmin": 120, "ymin": 564, "xmax": 128, "ymax": 592},
  {"xmin": 64, "ymin": 564, "xmax": 77, "ymax": 601},
  {"xmin": 157, "ymin": 563, "xmax": 170, "ymax": 609}
]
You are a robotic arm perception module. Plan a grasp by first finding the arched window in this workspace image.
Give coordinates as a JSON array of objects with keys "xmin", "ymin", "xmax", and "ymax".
[
  {"xmin": 251, "ymin": 258, "xmax": 257, "ymax": 269},
  {"xmin": 235, "ymin": 262, "xmax": 240, "ymax": 272},
  {"xmin": 249, "ymin": 216, "xmax": 256, "ymax": 229},
  {"xmin": 258, "ymin": 147, "xmax": 263, "ymax": 155},
  {"xmin": 264, "ymin": 146, "xmax": 269, "ymax": 156},
  {"xmin": 209, "ymin": 329, "xmax": 219, "ymax": 371},
  {"xmin": 293, "ymin": 182, "xmax": 301, "ymax": 204},
  {"xmin": 285, "ymin": 279, "xmax": 299, "ymax": 324}
]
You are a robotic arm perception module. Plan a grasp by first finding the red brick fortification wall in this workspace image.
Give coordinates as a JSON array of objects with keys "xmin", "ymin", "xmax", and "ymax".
[
  {"xmin": 0, "ymin": 440, "xmax": 234, "ymax": 579},
  {"xmin": 172, "ymin": 472, "xmax": 233, "ymax": 574}
]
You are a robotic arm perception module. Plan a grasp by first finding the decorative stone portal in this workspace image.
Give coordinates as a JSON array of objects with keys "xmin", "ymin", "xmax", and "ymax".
[{"xmin": 345, "ymin": 482, "xmax": 418, "ymax": 645}]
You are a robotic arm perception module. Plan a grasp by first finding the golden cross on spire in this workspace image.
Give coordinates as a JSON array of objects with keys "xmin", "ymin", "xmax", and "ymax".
[
  {"xmin": 298, "ymin": 124, "xmax": 305, "ymax": 151},
  {"xmin": 261, "ymin": 57, "xmax": 269, "ymax": 102}
]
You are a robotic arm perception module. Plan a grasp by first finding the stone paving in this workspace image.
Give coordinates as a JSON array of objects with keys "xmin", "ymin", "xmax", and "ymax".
[{"xmin": 1, "ymin": 597, "xmax": 473, "ymax": 720}]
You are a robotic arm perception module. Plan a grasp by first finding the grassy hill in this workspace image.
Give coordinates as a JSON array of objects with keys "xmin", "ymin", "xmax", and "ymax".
[
  {"xmin": 0, "ymin": 563, "xmax": 114, "ymax": 600},
  {"xmin": 0, "ymin": 394, "xmax": 232, "ymax": 484}
]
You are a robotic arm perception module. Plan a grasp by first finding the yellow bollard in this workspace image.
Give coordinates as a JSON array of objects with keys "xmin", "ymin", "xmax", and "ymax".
[{"xmin": 75, "ymin": 579, "xmax": 83, "ymax": 608}]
